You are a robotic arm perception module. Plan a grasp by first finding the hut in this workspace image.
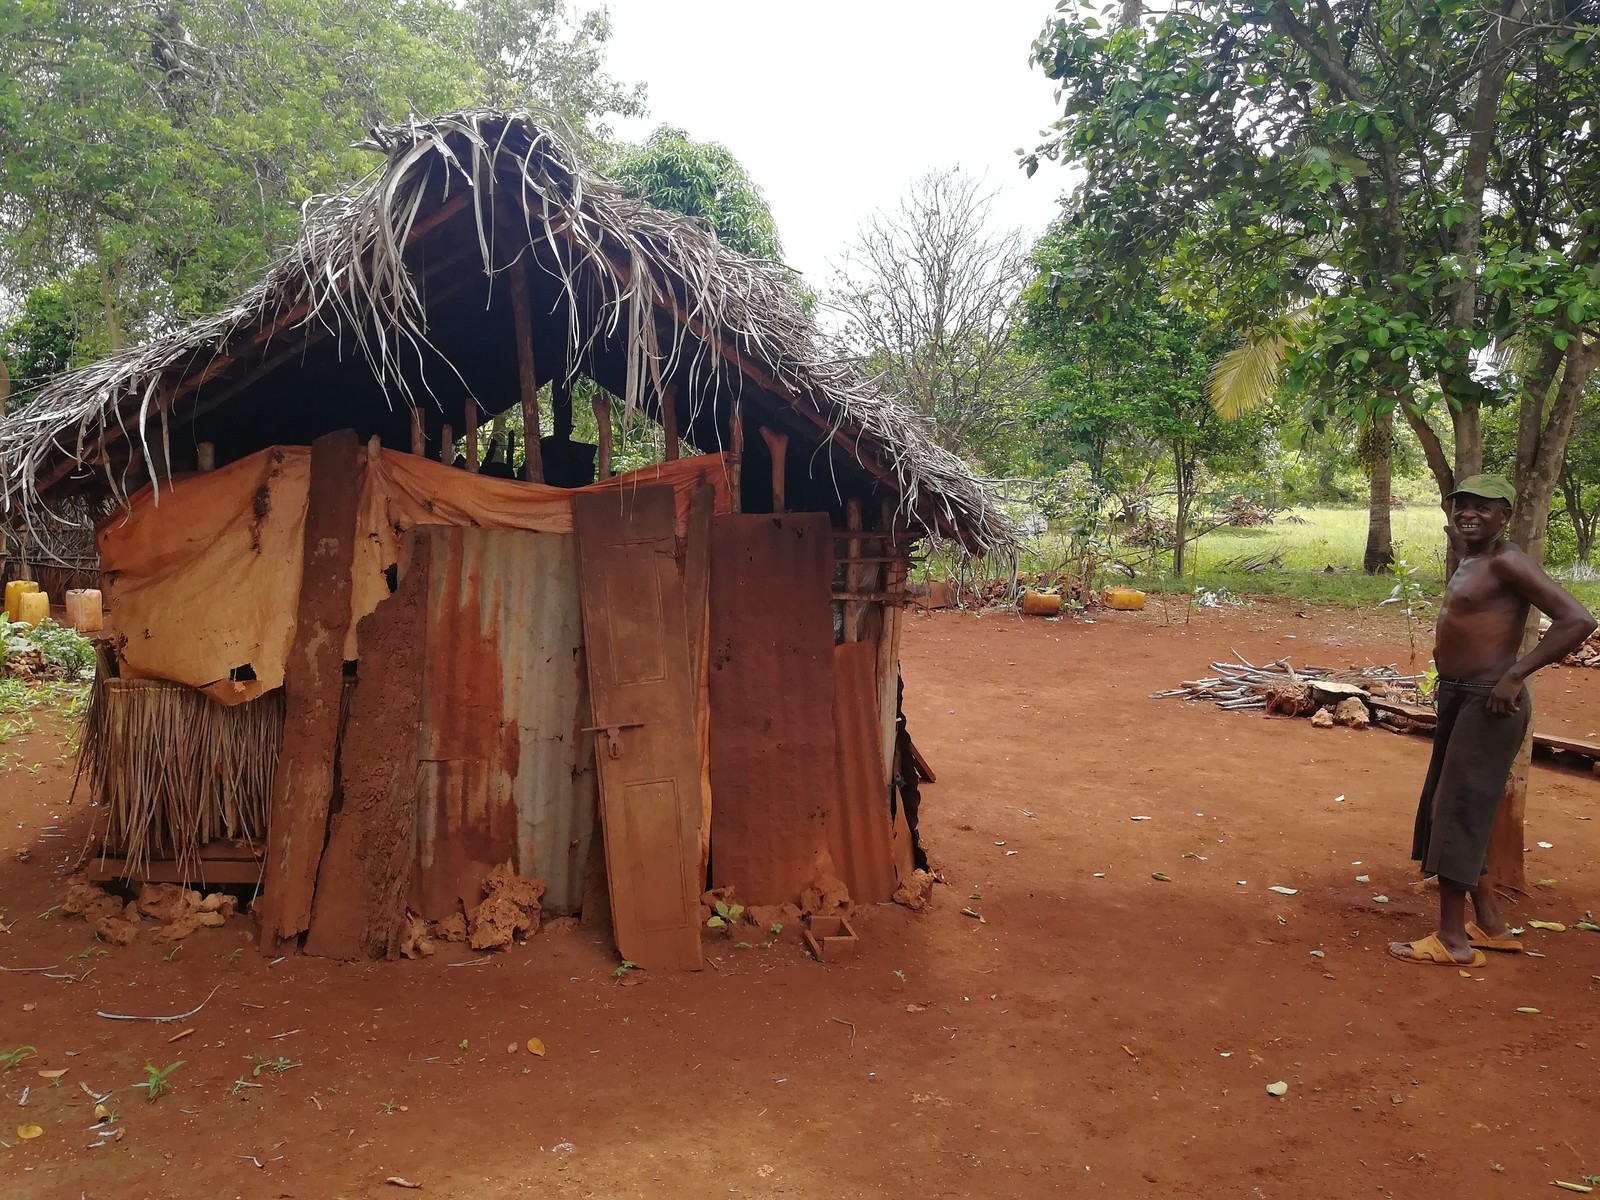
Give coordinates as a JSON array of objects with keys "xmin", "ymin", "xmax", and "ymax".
[{"xmin": 0, "ymin": 111, "xmax": 1013, "ymax": 970}]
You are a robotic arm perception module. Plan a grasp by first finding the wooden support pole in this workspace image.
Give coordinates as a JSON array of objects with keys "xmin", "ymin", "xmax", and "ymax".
[
  {"xmin": 877, "ymin": 497, "xmax": 908, "ymax": 779},
  {"xmin": 197, "ymin": 442, "xmax": 216, "ymax": 472},
  {"xmin": 409, "ymin": 409, "xmax": 425, "ymax": 458},
  {"xmin": 729, "ymin": 404, "xmax": 744, "ymax": 512},
  {"xmin": 553, "ymin": 374, "xmax": 573, "ymax": 442},
  {"xmin": 760, "ymin": 426, "xmax": 788, "ymax": 514},
  {"xmin": 440, "ymin": 424, "xmax": 453, "ymax": 465},
  {"xmin": 843, "ymin": 499, "xmax": 865, "ymax": 644},
  {"xmin": 509, "ymin": 261, "xmax": 545, "ymax": 484},
  {"xmin": 259, "ymin": 429, "xmax": 361, "ymax": 952},
  {"xmin": 661, "ymin": 385, "xmax": 680, "ymax": 461},
  {"xmin": 592, "ymin": 392, "xmax": 613, "ymax": 479},
  {"xmin": 464, "ymin": 396, "xmax": 479, "ymax": 473}
]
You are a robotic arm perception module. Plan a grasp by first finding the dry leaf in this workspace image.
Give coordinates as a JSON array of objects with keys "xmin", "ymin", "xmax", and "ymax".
[
  {"xmin": 1459, "ymin": 970, "xmax": 1472, "ymax": 978},
  {"xmin": 526, "ymin": 1038, "xmax": 546, "ymax": 1057},
  {"xmin": 1265, "ymin": 1081, "xmax": 1288, "ymax": 1096},
  {"xmin": 1355, "ymin": 875, "xmax": 1370, "ymax": 883},
  {"xmin": 1516, "ymin": 1006, "xmax": 1542, "ymax": 1014},
  {"xmin": 93, "ymin": 1104, "xmax": 109, "ymax": 1120},
  {"xmin": 1529, "ymin": 921, "xmax": 1567, "ymax": 932},
  {"xmin": 16, "ymin": 1124, "xmax": 43, "ymax": 1140},
  {"xmin": 36, "ymin": 1069, "xmax": 66, "ymax": 1080},
  {"xmin": 1151, "ymin": 872, "xmax": 1172, "ymax": 882},
  {"xmin": 1268, "ymin": 886, "xmax": 1298, "ymax": 895},
  {"xmin": 386, "ymin": 1178, "xmax": 422, "ymax": 1189}
]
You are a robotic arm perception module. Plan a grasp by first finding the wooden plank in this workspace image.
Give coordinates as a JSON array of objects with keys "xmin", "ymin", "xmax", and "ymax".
[
  {"xmin": 759, "ymin": 427, "xmax": 788, "ymax": 513},
  {"xmin": 708, "ymin": 513, "xmax": 838, "ymax": 905},
  {"xmin": 573, "ymin": 486, "xmax": 703, "ymax": 971},
  {"xmin": 90, "ymin": 859, "xmax": 265, "ymax": 886},
  {"xmin": 303, "ymin": 533, "xmax": 430, "ymax": 960},
  {"xmin": 1533, "ymin": 730, "xmax": 1600, "ymax": 758},
  {"xmin": 258, "ymin": 429, "xmax": 361, "ymax": 950},
  {"xmin": 592, "ymin": 392, "xmax": 613, "ymax": 479},
  {"xmin": 907, "ymin": 735, "xmax": 937, "ymax": 784},
  {"xmin": 829, "ymin": 642, "xmax": 897, "ymax": 904},
  {"xmin": 684, "ymin": 477, "xmax": 715, "ymax": 888}
]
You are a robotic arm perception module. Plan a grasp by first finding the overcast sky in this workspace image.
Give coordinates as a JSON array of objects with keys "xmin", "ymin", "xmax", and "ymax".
[{"xmin": 599, "ymin": 0, "xmax": 1072, "ymax": 288}]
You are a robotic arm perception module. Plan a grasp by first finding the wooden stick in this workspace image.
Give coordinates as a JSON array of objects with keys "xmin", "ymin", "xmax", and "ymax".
[
  {"xmin": 592, "ymin": 392, "xmax": 613, "ymax": 479},
  {"xmin": 729, "ymin": 403, "xmax": 744, "ymax": 512},
  {"xmin": 759, "ymin": 426, "xmax": 787, "ymax": 514},
  {"xmin": 464, "ymin": 395, "xmax": 479, "ymax": 473},
  {"xmin": 196, "ymin": 442, "xmax": 215, "ymax": 472},
  {"xmin": 409, "ymin": 409, "xmax": 425, "ymax": 458},
  {"xmin": 440, "ymin": 424, "xmax": 453, "ymax": 465},
  {"xmin": 508, "ymin": 260, "xmax": 545, "ymax": 484}
]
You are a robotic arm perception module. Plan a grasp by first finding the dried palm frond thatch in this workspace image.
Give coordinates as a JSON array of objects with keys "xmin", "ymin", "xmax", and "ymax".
[{"xmin": 0, "ymin": 110, "xmax": 1016, "ymax": 555}]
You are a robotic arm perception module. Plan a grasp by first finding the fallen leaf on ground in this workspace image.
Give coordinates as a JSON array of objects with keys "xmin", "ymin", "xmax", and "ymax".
[
  {"xmin": 1355, "ymin": 875, "xmax": 1370, "ymax": 883},
  {"xmin": 36, "ymin": 1069, "xmax": 65, "ymax": 1080},
  {"xmin": 1151, "ymin": 872, "xmax": 1172, "ymax": 882},
  {"xmin": 1309, "ymin": 950, "xmax": 1325, "ymax": 958},
  {"xmin": 1537, "ymin": 841, "xmax": 1555, "ymax": 849},
  {"xmin": 1516, "ymin": 1007, "xmax": 1542, "ymax": 1014},
  {"xmin": 1269, "ymin": 886, "xmax": 1298, "ymax": 895},
  {"xmin": 386, "ymin": 1178, "xmax": 422, "ymax": 1189},
  {"xmin": 1373, "ymin": 895, "xmax": 1390, "ymax": 904},
  {"xmin": 93, "ymin": 1104, "xmax": 108, "ymax": 1120},
  {"xmin": 1525, "ymin": 950, "xmax": 1547, "ymax": 958},
  {"xmin": 1551, "ymin": 1182, "xmax": 1594, "ymax": 1194},
  {"xmin": 1575, "ymin": 922, "xmax": 1600, "ymax": 933},
  {"xmin": 1265, "ymin": 1081, "xmax": 1288, "ymax": 1096},
  {"xmin": 526, "ymin": 1038, "xmax": 546, "ymax": 1057},
  {"xmin": 1529, "ymin": 921, "xmax": 1567, "ymax": 931},
  {"xmin": 1459, "ymin": 970, "xmax": 1472, "ymax": 978},
  {"xmin": 16, "ymin": 1124, "xmax": 42, "ymax": 1140}
]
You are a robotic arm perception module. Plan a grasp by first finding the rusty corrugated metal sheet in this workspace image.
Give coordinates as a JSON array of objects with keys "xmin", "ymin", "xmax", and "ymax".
[{"xmin": 414, "ymin": 528, "xmax": 597, "ymax": 917}]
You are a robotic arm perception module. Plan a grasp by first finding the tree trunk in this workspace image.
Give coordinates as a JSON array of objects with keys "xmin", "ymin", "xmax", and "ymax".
[
  {"xmin": 1362, "ymin": 409, "xmax": 1394, "ymax": 573},
  {"xmin": 1484, "ymin": 339, "xmax": 1600, "ymax": 895},
  {"xmin": 1172, "ymin": 444, "xmax": 1191, "ymax": 578}
]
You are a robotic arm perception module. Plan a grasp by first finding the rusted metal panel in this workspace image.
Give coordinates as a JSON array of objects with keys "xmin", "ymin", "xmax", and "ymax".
[
  {"xmin": 829, "ymin": 641, "xmax": 896, "ymax": 904},
  {"xmin": 413, "ymin": 527, "xmax": 597, "ymax": 919},
  {"xmin": 708, "ymin": 513, "xmax": 838, "ymax": 905}
]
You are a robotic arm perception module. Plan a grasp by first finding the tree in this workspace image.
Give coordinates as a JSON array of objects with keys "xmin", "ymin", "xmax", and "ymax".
[
  {"xmin": 611, "ymin": 125, "xmax": 783, "ymax": 260},
  {"xmin": 1023, "ymin": 224, "xmax": 1265, "ymax": 575},
  {"xmin": 828, "ymin": 170, "xmax": 1041, "ymax": 466},
  {"xmin": 1029, "ymin": 0, "xmax": 1600, "ymax": 892},
  {"xmin": 1208, "ymin": 317, "xmax": 1396, "ymax": 572},
  {"xmin": 0, "ymin": 0, "xmax": 644, "ymax": 383}
]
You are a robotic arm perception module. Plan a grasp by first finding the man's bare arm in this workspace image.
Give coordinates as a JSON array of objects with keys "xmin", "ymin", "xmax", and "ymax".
[{"xmin": 1486, "ymin": 548, "xmax": 1598, "ymax": 714}]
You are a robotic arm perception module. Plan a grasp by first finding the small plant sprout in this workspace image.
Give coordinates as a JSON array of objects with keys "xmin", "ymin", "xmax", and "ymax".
[
  {"xmin": 249, "ymin": 1054, "xmax": 301, "ymax": 1078},
  {"xmin": 705, "ymin": 899, "xmax": 744, "ymax": 934},
  {"xmin": 229, "ymin": 947, "xmax": 245, "ymax": 963},
  {"xmin": 893, "ymin": 969, "xmax": 907, "ymax": 982},
  {"xmin": 1, "ymin": 1046, "xmax": 36, "ymax": 1072},
  {"xmin": 379, "ymin": 1097, "xmax": 399, "ymax": 1115},
  {"xmin": 769, "ymin": 922, "xmax": 784, "ymax": 935},
  {"xmin": 612, "ymin": 959, "xmax": 636, "ymax": 978},
  {"xmin": 134, "ymin": 1060, "xmax": 184, "ymax": 1103},
  {"xmin": 1380, "ymin": 559, "xmax": 1429, "ymax": 666},
  {"xmin": 164, "ymin": 944, "xmax": 182, "ymax": 963}
]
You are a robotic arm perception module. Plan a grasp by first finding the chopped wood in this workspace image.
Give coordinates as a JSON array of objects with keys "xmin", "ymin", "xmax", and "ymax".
[{"xmin": 1154, "ymin": 654, "xmax": 1427, "ymax": 728}]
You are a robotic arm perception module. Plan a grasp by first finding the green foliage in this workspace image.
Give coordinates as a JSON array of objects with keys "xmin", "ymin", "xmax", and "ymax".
[
  {"xmin": 134, "ymin": 1060, "xmax": 184, "ymax": 1103},
  {"xmin": 0, "ymin": 1045, "xmax": 35, "ymax": 1072},
  {"xmin": 1028, "ymin": 0, "xmax": 1600, "ymax": 549},
  {"xmin": 0, "ymin": 0, "xmax": 642, "ymax": 372},
  {"xmin": 1022, "ymin": 222, "xmax": 1267, "ymax": 573},
  {"xmin": 705, "ymin": 899, "xmax": 744, "ymax": 933},
  {"xmin": 611, "ymin": 126, "xmax": 782, "ymax": 260},
  {"xmin": 9, "ymin": 617, "xmax": 96, "ymax": 677}
]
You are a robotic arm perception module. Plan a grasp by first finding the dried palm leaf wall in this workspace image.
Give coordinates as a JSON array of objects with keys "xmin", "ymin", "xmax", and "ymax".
[{"xmin": 78, "ymin": 677, "xmax": 284, "ymax": 880}]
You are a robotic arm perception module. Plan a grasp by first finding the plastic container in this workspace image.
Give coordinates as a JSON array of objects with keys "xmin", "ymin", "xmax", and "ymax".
[
  {"xmin": 65, "ymin": 588, "xmax": 105, "ymax": 633},
  {"xmin": 14, "ymin": 589, "xmax": 49, "ymax": 629},
  {"xmin": 1101, "ymin": 586, "xmax": 1147, "ymax": 612},
  {"xmin": 1019, "ymin": 588, "xmax": 1064, "ymax": 616},
  {"xmin": 5, "ymin": 579, "xmax": 39, "ymax": 622}
]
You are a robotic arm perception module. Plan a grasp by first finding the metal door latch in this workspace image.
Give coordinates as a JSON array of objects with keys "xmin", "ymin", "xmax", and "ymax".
[{"xmin": 580, "ymin": 720, "xmax": 645, "ymax": 758}]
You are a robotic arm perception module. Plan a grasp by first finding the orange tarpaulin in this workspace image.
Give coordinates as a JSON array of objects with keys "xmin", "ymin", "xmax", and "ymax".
[{"xmin": 98, "ymin": 446, "xmax": 731, "ymax": 703}]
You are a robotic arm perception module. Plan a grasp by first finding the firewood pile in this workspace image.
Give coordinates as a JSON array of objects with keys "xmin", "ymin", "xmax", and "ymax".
[{"xmin": 1151, "ymin": 651, "xmax": 1435, "ymax": 734}]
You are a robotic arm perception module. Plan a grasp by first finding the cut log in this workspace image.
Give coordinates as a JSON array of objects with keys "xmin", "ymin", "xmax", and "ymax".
[
  {"xmin": 1310, "ymin": 680, "xmax": 1370, "ymax": 707},
  {"xmin": 1263, "ymin": 680, "xmax": 1314, "ymax": 717},
  {"xmin": 259, "ymin": 429, "xmax": 360, "ymax": 951}
]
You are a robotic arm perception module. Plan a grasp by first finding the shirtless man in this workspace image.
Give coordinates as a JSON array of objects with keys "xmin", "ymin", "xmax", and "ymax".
[{"xmin": 1389, "ymin": 474, "xmax": 1597, "ymax": 968}]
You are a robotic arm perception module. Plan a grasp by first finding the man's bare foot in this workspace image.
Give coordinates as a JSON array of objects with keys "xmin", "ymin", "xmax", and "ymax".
[{"xmin": 1388, "ymin": 931, "xmax": 1481, "ymax": 966}]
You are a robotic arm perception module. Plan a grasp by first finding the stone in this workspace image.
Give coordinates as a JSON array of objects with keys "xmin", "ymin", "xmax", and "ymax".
[
  {"xmin": 1310, "ymin": 706, "xmax": 1336, "ymax": 729},
  {"xmin": 1333, "ymin": 697, "xmax": 1371, "ymax": 729}
]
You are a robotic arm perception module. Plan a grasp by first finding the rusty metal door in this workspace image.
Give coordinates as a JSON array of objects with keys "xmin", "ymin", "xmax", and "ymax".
[{"xmin": 572, "ymin": 486, "xmax": 703, "ymax": 971}]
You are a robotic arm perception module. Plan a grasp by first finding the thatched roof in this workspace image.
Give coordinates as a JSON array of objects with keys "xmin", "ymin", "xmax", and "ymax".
[{"xmin": 0, "ymin": 110, "xmax": 1014, "ymax": 554}]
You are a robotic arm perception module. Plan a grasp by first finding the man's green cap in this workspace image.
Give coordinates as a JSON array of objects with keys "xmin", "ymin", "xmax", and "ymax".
[{"xmin": 1447, "ymin": 473, "xmax": 1515, "ymax": 504}]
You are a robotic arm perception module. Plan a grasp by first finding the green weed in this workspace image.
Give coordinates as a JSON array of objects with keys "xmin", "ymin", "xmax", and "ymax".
[{"xmin": 133, "ymin": 1060, "xmax": 184, "ymax": 1103}]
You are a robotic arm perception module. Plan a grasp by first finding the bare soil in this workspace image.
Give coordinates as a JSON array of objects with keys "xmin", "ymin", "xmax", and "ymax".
[{"xmin": 2, "ymin": 598, "xmax": 1598, "ymax": 1199}]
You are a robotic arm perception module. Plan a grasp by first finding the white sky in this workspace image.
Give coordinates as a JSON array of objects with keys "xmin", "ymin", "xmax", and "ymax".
[{"xmin": 599, "ymin": 0, "xmax": 1072, "ymax": 288}]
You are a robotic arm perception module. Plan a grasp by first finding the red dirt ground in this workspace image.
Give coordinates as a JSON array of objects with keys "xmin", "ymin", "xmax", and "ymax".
[{"xmin": 2, "ymin": 599, "xmax": 1598, "ymax": 1199}]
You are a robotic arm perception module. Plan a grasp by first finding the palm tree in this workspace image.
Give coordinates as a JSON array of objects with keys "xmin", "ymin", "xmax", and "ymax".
[{"xmin": 1207, "ymin": 319, "xmax": 1395, "ymax": 573}]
